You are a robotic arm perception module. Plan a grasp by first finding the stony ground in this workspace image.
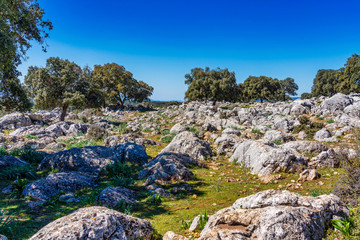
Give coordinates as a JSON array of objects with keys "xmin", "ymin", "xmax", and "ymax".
[{"xmin": 0, "ymin": 93, "xmax": 360, "ymax": 239}]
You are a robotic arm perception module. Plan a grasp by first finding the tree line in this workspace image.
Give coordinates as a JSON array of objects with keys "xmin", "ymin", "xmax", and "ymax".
[
  {"xmin": 25, "ymin": 58, "xmax": 154, "ymax": 121},
  {"xmin": 184, "ymin": 67, "xmax": 298, "ymax": 103},
  {"xmin": 302, "ymin": 54, "xmax": 360, "ymax": 99}
]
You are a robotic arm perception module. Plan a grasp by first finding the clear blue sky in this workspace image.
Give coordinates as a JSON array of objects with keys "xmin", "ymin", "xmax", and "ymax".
[{"xmin": 18, "ymin": 0, "xmax": 360, "ymax": 101}]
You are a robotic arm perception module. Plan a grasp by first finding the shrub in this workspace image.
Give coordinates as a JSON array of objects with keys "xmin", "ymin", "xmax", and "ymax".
[
  {"xmin": 251, "ymin": 129, "xmax": 263, "ymax": 135},
  {"xmin": 112, "ymin": 175, "xmax": 133, "ymax": 188},
  {"xmin": 0, "ymin": 209, "xmax": 13, "ymax": 237},
  {"xmin": 105, "ymin": 162, "xmax": 133, "ymax": 179},
  {"xmin": 332, "ymin": 217, "xmax": 355, "ymax": 237},
  {"xmin": 24, "ymin": 134, "xmax": 39, "ymax": 140},
  {"xmin": 0, "ymin": 165, "xmax": 38, "ymax": 180},
  {"xmin": 20, "ymin": 147, "xmax": 45, "ymax": 164},
  {"xmin": 273, "ymin": 140, "xmax": 282, "ymax": 145},
  {"xmin": 293, "ymin": 116, "xmax": 324, "ymax": 139},
  {"xmin": 87, "ymin": 124, "xmax": 106, "ymax": 141},
  {"xmin": 146, "ymin": 194, "xmax": 162, "ymax": 205},
  {"xmin": 327, "ymin": 119, "xmax": 335, "ymax": 124},
  {"xmin": 0, "ymin": 146, "xmax": 7, "ymax": 156},
  {"xmin": 160, "ymin": 134, "xmax": 176, "ymax": 143},
  {"xmin": 161, "ymin": 129, "xmax": 170, "ymax": 136},
  {"xmin": 199, "ymin": 210, "xmax": 209, "ymax": 230}
]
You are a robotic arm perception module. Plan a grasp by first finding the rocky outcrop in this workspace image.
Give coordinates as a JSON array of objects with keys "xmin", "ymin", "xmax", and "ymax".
[
  {"xmin": 23, "ymin": 171, "xmax": 96, "ymax": 200},
  {"xmin": 298, "ymin": 169, "xmax": 321, "ymax": 181},
  {"xmin": 96, "ymin": 187, "xmax": 136, "ymax": 207},
  {"xmin": 138, "ymin": 152, "xmax": 203, "ymax": 185},
  {"xmin": 262, "ymin": 130, "xmax": 295, "ymax": 143},
  {"xmin": 38, "ymin": 143, "xmax": 147, "ymax": 172},
  {"xmin": 319, "ymin": 93, "xmax": 354, "ymax": 114},
  {"xmin": 0, "ymin": 156, "xmax": 28, "ymax": 168},
  {"xmin": 160, "ymin": 131, "xmax": 212, "ymax": 160},
  {"xmin": 170, "ymin": 123, "xmax": 188, "ymax": 134},
  {"xmin": 163, "ymin": 231, "xmax": 190, "ymax": 240},
  {"xmin": 282, "ymin": 141, "xmax": 328, "ymax": 155},
  {"xmin": 230, "ymin": 140, "xmax": 307, "ymax": 174},
  {"xmin": 0, "ymin": 113, "xmax": 32, "ymax": 130},
  {"xmin": 198, "ymin": 190, "xmax": 349, "ymax": 240},
  {"xmin": 104, "ymin": 134, "xmax": 157, "ymax": 147},
  {"xmin": 29, "ymin": 206, "xmax": 154, "ymax": 240}
]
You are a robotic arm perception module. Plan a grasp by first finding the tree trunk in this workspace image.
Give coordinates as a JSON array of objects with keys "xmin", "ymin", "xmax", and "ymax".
[
  {"xmin": 60, "ymin": 104, "xmax": 68, "ymax": 121},
  {"xmin": 260, "ymin": 98, "xmax": 263, "ymax": 103}
]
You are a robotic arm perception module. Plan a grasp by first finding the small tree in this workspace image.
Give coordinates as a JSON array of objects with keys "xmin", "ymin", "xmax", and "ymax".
[
  {"xmin": 280, "ymin": 77, "xmax": 298, "ymax": 101},
  {"xmin": 243, "ymin": 76, "xmax": 277, "ymax": 103},
  {"xmin": 93, "ymin": 63, "xmax": 153, "ymax": 108},
  {"xmin": 25, "ymin": 57, "xmax": 87, "ymax": 121}
]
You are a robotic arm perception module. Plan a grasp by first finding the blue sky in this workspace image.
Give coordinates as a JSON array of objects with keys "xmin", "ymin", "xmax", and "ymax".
[{"xmin": 18, "ymin": 0, "xmax": 360, "ymax": 100}]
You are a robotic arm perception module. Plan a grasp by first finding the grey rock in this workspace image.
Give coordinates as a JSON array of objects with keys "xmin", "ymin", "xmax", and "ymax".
[
  {"xmin": 230, "ymin": 140, "xmax": 307, "ymax": 174},
  {"xmin": 96, "ymin": 187, "xmax": 136, "ymax": 207},
  {"xmin": 298, "ymin": 169, "xmax": 321, "ymax": 181},
  {"xmin": 282, "ymin": 141, "xmax": 328, "ymax": 155},
  {"xmin": 138, "ymin": 152, "xmax": 203, "ymax": 185},
  {"xmin": 23, "ymin": 171, "xmax": 96, "ymax": 200},
  {"xmin": 314, "ymin": 128, "xmax": 332, "ymax": 141},
  {"xmin": 320, "ymin": 93, "xmax": 354, "ymax": 114},
  {"xmin": 0, "ymin": 156, "xmax": 28, "ymax": 168},
  {"xmin": 199, "ymin": 190, "xmax": 349, "ymax": 240},
  {"xmin": 274, "ymin": 118, "xmax": 291, "ymax": 132},
  {"xmin": 310, "ymin": 149, "xmax": 340, "ymax": 168},
  {"xmin": 29, "ymin": 206, "xmax": 154, "ymax": 240},
  {"xmin": 163, "ymin": 231, "xmax": 189, "ymax": 240},
  {"xmin": 344, "ymin": 101, "xmax": 360, "ymax": 117},
  {"xmin": 263, "ymin": 130, "xmax": 295, "ymax": 143},
  {"xmin": 160, "ymin": 131, "xmax": 212, "ymax": 160},
  {"xmin": 170, "ymin": 123, "xmax": 188, "ymax": 134},
  {"xmin": 0, "ymin": 235, "xmax": 8, "ymax": 240},
  {"xmin": 146, "ymin": 184, "xmax": 170, "ymax": 197},
  {"xmin": 0, "ymin": 112, "xmax": 32, "ymax": 130},
  {"xmin": 104, "ymin": 134, "xmax": 157, "ymax": 148},
  {"xmin": 114, "ymin": 142, "xmax": 148, "ymax": 165},
  {"xmin": 189, "ymin": 215, "xmax": 212, "ymax": 233}
]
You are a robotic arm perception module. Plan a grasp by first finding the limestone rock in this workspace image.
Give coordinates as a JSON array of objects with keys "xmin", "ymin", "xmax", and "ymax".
[
  {"xmin": 298, "ymin": 169, "xmax": 321, "ymax": 181},
  {"xmin": 29, "ymin": 206, "xmax": 153, "ymax": 240},
  {"xmin": 96, "ymin": 187, "xmax": 136, "ymax": 207},
  {"xmin": 23, "ymin": 171, "xmax": 96, "ymax": 200},
  {"xmin": 163, "ymin": 231, "xmax": 189, "ymax": 240},
  {"xmin": 0, "ymin": 112, "xmax": 32, "ymax": 130},
  {"xmin": 0, "ymin": 156, "xmax": 28, "ymax": 168},
  {"xmin": 170, "ymin": 123, "xmax": 188, "ymax": 134},
  {"xmin": 198, "ymin": 190, "xmax": 349, "ymax": 240},
  {"xmin": 160, "ymin": 131, "xmax": 212, "ymax": 160},
  {"xmin": 320, "ymin": 93, "xmax": 353, "ymax": 114},
  {"xmin": 263, "ymin": 130, "xmax": 295, "ymax": 143},
  {"xmin": 230, "ymin": 140, "xmax": 307, "ymax": 174}
]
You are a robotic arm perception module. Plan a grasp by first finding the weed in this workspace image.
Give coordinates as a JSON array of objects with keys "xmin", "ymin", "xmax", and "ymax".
[
  {"xmin": 273, "ymin": 140, "xmax": 282, "ymax": 145},
  {"xmin": 161, "ymin": 129, "xmax": 170, "ymax": 136},
  {"xmin": 0, "ymin": 146, "xmax": 7, "ymax": 156},
  {"xmin": 105, "ymin": 162, "xmax": 133, "ymax": 179},
  {"xmin": 112, "ymin": 175, "xmax": 133, "ymax": 188},
  {"xmin": 331, "ymin": 217, "xmax": 355, "ymax": 237},
  {"xmin": 0, "ymin": 165, "xmax": 38, "ymax": 180},
  {"xmin": 251, "ymin": 129, "xmax": 263, "ymax": 135},
  {"xmin": 189, "ymin": 127, "xmax": 200, "ymax": 135},
  {"xmin": 0, "ymin": 209, "xmax": 13, "ymax": 237},
  {"xmin": 327, "ymin": 119, "xmax": 335, "ymax": 124},
  {"xmin": 146, "ymin": 194, "xmax": 162, "ymax": 205},
  {"xmin": 199, "ymin": 210, "xmax": 209, "ymax": 230},
  {"xmin": 181, "ymin": 219, "xmax": 190, "ymax": 229},
  {"xmin": 13, "ymin": 178, "xmax": 29, "ymax": 193},
  {"xmin": 114, "ymin": 200, "xmax": 133, "ymax": 215},
  {"xmin": 24, "ymin": 135, "xmax": 39, "ymax": 140},
  {"xmin": 160, "ymin": 134, "xmax": 176, "ymax": 144}
]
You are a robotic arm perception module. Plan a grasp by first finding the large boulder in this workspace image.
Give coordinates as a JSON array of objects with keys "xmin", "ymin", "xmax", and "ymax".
[
  {"xmin": 160, "ymin": 131, "xmax": 212, "ymax": 160},
  {"xmin": 96, "ymin": 187, "xmax": 136, "ymax": 207},
  {"xmin": 138, "ymin": 152, "xmax": 203, "ymax": 185},
  {"xmin": 38, "ymin": 143, "xmax": 147, "ymax": 172},
  {"xmin": 0, "ymin": 156, "xmax": 28, "ymax": 168},
  {"xmin": 169, "ymin": 123, "xmax": 188, "ymax": 134},
  {"xmin": 198, "ymin": 190, "xmax": 349, "ymax": 240},
  {"xmin": 320, "ymin": 93, "xmax": 353, "ymax": 114},
  {"xmin": 163, "ymin": 231, "xmax": 189, "ymax": 240},
  {"xmin": 29, "ymin": 206, "xmax": 153, "ymax": 240},
  {"xmin": 104, "ymin": 134, "xmax": 156, "ymax": 147},
  {"xmin": 0, "ymin": 113, "xmax": 32, "ymax": 130},
  {"xmin": 230, "ymin": 140, "xmax": 307, "ymax": 174},
  {"xmin": 282, "ymin": 141, "xmax": 328, "ymax": 155},
  {"xmin": 262, "ymin": 130, "xmax": 295, "ymax": 143},
  {"xmin": 344, "ymin": 101, "xmax": 360, "ymax": 117},
  {"xmin": 23, "ymin": 171, "xmax": 96, "ymax": 200}
]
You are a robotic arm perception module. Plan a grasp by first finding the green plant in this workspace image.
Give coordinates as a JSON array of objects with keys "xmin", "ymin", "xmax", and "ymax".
[
  {"xmin": 273, "ymin": 139, "xmax": 282, "ymax": 145},
  {"xmin": 0, "ymin": 146, "xmax": 7, "ymax": 156},
  {"xmin": 143, "ymin": 127, "xmax": 152, "ymax": 133},
  {"xmin": 309, "ymin": 189, "xmax": 324, "ymax": 197},
  {"xmin": 331, "ymin": 217, "xmax": 355, "ymax": 237},
  {"xmin": 161, "ymin": 129, "xmax": 170, "ymax": 136},
  {"xmin": 317, "ymin": 116, "xmax": 324, "ymax": 120},
  {"xmin": 160, "ymin": 134, "xmax": 176, "ymax": 144},
  {"xmin": 114, "ymin": 200, "xmax": 133, "ymax": 215},
  {"xmin": 199, "ymin": 210, "xmax": 209, "ymax": 230},
  {"xmin": 189, "ymin": 127, "xmax": 200, "ymax": 135},
  {"xmin": 327, "ymin": 119, "xmax": 335, "ymax": 124},
  {"xmin": 181, "ymin": 219, "xmax": 190, "ymax": 229},
  {"xmin": 105, "ymin": 162, "xmax": 133, "ymax": 179},
  {"xmin": 146, "ymin": 194, "xmax": 162, "ymax": 205},
  {"xmin": 24, "ymin": 134, "xmax": 39, "ymax": 140},
  {"xmin": 0, "ymin": 210, "xmax": 13, "ymax": 237},
  {"xmin": 112, "ymin": 175, "xmax": 133, "ymax": 188},
  {"xmin": 0, "ymin": 165, "xmax": 37, "ymax": 180},
  {"xmin": 13, "ymin": 178, "xmax": 29, "ymax": 193},
  {"xmin": 251, "ymin": 129, "xmax": 263, "ymax": 135},
  {"xmin": 20, "ymin": 147, "xmax": 44, "ymax": 164},
  {"xmin": 87, "ymin": 124, "xmax": 106, "ymax": 141}
]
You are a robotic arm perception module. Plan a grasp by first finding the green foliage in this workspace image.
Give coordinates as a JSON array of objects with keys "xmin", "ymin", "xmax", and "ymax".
[
  {"xmin": 112, "ymin": 175, "xmax": 133, "ymax": 188},
  {"xmin": 19, "ymin": 147, "xmax": 44, "ymax": 164},
  {"xmin": 13, "ymin": 178, "xmax": 29, "ymax": 193},
  {"xmin": 327, "ymin": 119, "xmax": 335, "ymax": 124},
  {"xmin": 181, "ymin": 219, "xmax": 191, "ymax": 229},
  {"xmin": 273, "ymin": 140, "xmax": 282, "ymax": 145},
  {"xmin": 301, "ymin": 92, "xmax": 312, "ymax": 99},
  {"xmin": 332, "ymin": 217, "xmax": 355, "ymax": 237},
  {"xmin": 146, "ymin": 194, "xmax": 162, "ymax": 205},
  {"xmin": 293, "ymin": 116, "xmax": 324, "ymax": 139},
  {"xmin": 310, "ymin": 54, "xmax": 360, "ymax": 97},
  {"xmin": 24, "ymin": 134, "xmax": 39, "ymax": 140},
  {"xmin": 160, "ymin": 134, "xmax": 176, "ymax": 143},
  {"xmin": 161, "ymin": 129, "xmax": 170, "ymax": 136},
  {"xmin": 189, "ymin": 127, "xmax": 200, "ymax": 136},
  {"xmin": 114, "ymin": 200, "xmax": 133, "ymax": 215},
  {"xmin": 199, "ymin": 210, "xmax": 209, "ymax": 230},
  {"xmin": 0, "ymin": 209, "xmax": 14, "ymax": 237},
  {"xmin": 184, "ymin": 67, "xmax": 239, "ymax": 102},
  {"xmin": 105, "ymin": 162, "xmax": 133, "ymax": 179},
  {"xmin": 251, "ymin": 129, "xmax": 263, "ymax": 135},
  {"xmin": 93, "ymin": 63, "xmax": 153, "ymax": 107},
  {"xmin": 0, "ymin": 165, "xmax": 37, "ymax": 180},
  {"xmin": 0, "ymin": 146, "xmax": 7, "ymax": 156},
  {"xmin": 0, "ymin": 0, "xmax": 52, "ymax": 112}
]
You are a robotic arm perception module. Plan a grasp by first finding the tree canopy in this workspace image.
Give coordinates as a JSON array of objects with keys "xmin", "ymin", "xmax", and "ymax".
[
  {"xmin": 307, "ymin": 54, "xmax": 360, "ymax": 98},
  {"xmin": 93, "ymin": 63, "xmax": 153, "ymax": 107},
  {"xmin": 25, "ymin": 57, "xmax": 91, "ymax": 121},
  {"xmin": 184, "ymin": 67, "xmax": 238, "ymax": 102},
  {"xmin": 0, "ymin": 0, "xmax": 52, "ymax": 111}
]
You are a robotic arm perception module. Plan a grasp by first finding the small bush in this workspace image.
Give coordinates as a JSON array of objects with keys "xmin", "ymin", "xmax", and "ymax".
[
  {"xmin": 146, "ymin": 194, "xmax": 162, "ymax": 205},
  {"xmin": 251, "ymin": 129, "xmax": 263, "ymax": 135},
  {"xmin": 0, "ymin": 165, "xmax": 38, "ymax": 180},
  {"xmin": 199, "ymin": 210, "xmax": 209, "ymax": 230},
  {"xmin": 87, "ymin": 124, "xmax": 106, "ymax": 141},
  {"xmin": 189, "ymin": 127, "xmax": 200, "ymax": 135},
  {"xmin": 160, "ymin": 134, "xmax": 176, "ymax": 143},
  {"xmin": 327, "ymin": 119, "xmax": 335, "ymax": 124},
  {"xmin": 112, "ymin": 175, "xmax": 133, "ymax": 188},
  {"xmin": 0, "ymin": 209, "xmax": 14, "ymax": 237},
  {"xmin": 0, "ymin": 146, "xmax": 7, "ymax": 156},
  {"xmin": 273, "ymin": 140, "xmax": 282, "ymax": 145},
  {"xmin": 161, "ymin": 129, "xmax": 170, "ymax": 136},
  {"xmin": 24, "ymin": 134, "xmax": 39, "ymax": 140},
  {"xmin": 105, "ymin": 162, "xmax": 133, "ymax": 179}
]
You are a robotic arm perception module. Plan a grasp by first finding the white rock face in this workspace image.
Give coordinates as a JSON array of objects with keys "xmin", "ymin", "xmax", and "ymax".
[
  {"xmin": 319, "ymin": 93, "xmax": 354, "ymax": 114},
  {"xmin": 198, "ymin": 190, "xmax": 349, "ymax": 240},
  {"xmin": 160, "ymin": 131, "xmax": 212, "ymax": 160},
  {"xmin": 230, "ymin": 140, "xmax": 307, "ymax": 174},
  {"xmin": 29, "ymin": 206, "xmax": 154, "ymax": 240},
  {"xmin": 170, "ymin": 123, "xmax": 188, "ymax": 134}
]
